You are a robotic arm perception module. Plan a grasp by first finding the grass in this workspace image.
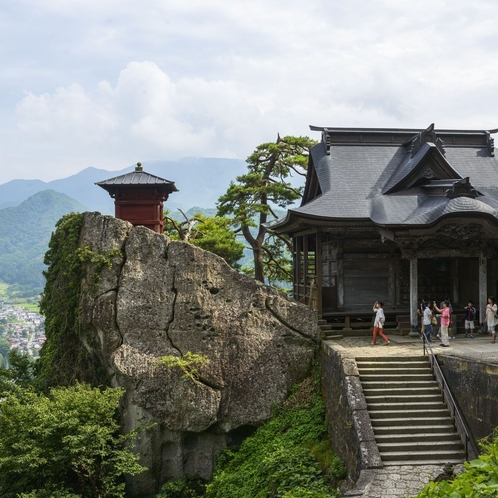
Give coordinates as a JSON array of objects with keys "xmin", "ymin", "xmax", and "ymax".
[{"xmin": 0, "ymin": 281, "xmax": 41, "ymax": 313}]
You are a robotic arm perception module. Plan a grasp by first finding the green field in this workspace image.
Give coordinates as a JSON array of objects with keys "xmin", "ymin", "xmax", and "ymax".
[{"xmin": 0, "ymin": 281, "xmax": 41, "ymax": 312}]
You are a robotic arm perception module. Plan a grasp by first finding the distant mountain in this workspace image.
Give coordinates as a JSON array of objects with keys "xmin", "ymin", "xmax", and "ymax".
[
  {"xmin": 0, "ymin": 190, "xmax": 88, "ymax": 294},
  {"xmin": 0, "ymin": 157, "xmax": 248, "ymax": 214}
]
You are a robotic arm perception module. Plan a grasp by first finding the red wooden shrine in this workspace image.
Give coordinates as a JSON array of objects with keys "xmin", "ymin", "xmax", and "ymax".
[{"xmin": 96, "ymin": 162, "xmax": 178, "ymax": 234}]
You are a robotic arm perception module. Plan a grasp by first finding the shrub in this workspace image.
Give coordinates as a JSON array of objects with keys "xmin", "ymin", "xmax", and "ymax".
[
  {"xmin": 205, "ymin": 375, "xmax": 342, "ymax": 498},
  {"xmin": 0, "ymin": 383, "xmax": 147, "ymax": 498},
  {"xmin": 415, "ymin": 430, "xmax": 498, "ymax": 497}
]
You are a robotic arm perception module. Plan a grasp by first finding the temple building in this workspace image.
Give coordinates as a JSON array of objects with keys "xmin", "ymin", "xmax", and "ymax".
[
  {"xmin": 268, "ymin": 124, "xmax": 498, "ymax": 333},
  {"xmin": 96, "ymin": 162, "xmax": 177, "ymax": 234}
]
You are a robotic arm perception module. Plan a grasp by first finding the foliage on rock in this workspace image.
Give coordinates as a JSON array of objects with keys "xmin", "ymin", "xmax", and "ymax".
[
  {"xmin": 0, "ymin": 383, "xmax": 147, "ymax": 498},
  {"xmin": 158, "ymin": 352, "xmax": 210, "ymax": 381},
  {"xmin": 164, "ymin": 211, "xmax": 245, "ymax": 267},
  {"xmin": 204, "ymin": 373, "xmax": 343, "ymax": 498},
  {"xmin": 415, "ymin": 430, "xmax": 498, "ymax": 497},
  {"xmin": 37, "ymin": 213, "xmax": 107, "ymax": 389}
]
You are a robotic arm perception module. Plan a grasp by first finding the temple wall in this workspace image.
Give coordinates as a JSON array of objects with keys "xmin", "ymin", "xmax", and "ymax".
[{"xmin": 320, "ymin": 341, "xmax": 382, "ymax": 486}]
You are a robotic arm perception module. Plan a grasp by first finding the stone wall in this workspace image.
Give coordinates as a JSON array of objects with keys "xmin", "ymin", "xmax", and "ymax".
[
  {"xmin": 438, "ymin": 354, "xmax": 498, "ymax": 441},
  {"xmin": 320, "ymin": 341, "xmax": 382, "ymax": 486}
]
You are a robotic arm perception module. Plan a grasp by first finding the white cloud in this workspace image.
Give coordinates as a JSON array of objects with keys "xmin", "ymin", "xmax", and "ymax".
[{"xmin": 2, "ymin": 0, "xmax": 498, "ymax": 182}]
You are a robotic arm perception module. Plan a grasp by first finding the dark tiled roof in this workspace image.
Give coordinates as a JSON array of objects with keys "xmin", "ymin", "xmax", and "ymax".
[
  {"xmin": 96, "ymin": 170, "xmax": 177, "ymax": 189},
  {"xmin": 268, "ymin": 126, "xmax": 498, "ymax": 231}
]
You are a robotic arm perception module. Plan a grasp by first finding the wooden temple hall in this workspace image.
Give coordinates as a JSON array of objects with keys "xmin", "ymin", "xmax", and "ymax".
[{"xmin": 268, "ymin": 124, "xmax": 498, "ymax": 334}]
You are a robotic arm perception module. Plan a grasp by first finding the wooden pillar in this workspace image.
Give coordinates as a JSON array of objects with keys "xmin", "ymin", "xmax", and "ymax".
[
  {"xmin": 293, "ymin": 238, "xmax": 298, "ymax": 301},
  {"xmin": 388, "ymin": 259, "xmax": 396, "ymax": 307},
  {"xmin": 337, "ymin": 244, "xmax": 345, "ymax": 310},
  {"xmin": 395, "ymin": 259, "xmax": 401, "ymax": 305},
  {"xmin": 303, "ymin": 235, "xmax": 309, "ymax": 306},
  {"xmin": 451, "ymin": 258, "xmax": 459, "ymax": 306},
  {"xmin": 409, "ymin": 257, "xmax": 419, "ymax": 335},
  {"xmin": 479, "ymin": 253, "xmax": 487, "ymax": 325},
  {"xmin": 316, "ymin": 234, "xmax": 323, "ymax": 315}
]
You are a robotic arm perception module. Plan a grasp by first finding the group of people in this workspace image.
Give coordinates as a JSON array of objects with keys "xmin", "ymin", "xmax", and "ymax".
[{"xmin": 371, "ymin": 296, "xmax": 498, "ymax": 347}]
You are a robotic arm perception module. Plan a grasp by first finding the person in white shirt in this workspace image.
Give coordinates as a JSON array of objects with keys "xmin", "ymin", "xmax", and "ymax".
[
  {"xmin": 422, "ymin": 302, "xmax": 433, "ymax": 343},
  {"xmin": 372, "ymin": 301, "xmax": 390, "ymax": 345},
  {"xmin": 484, "ymin": 296, "xmax": 498, "ymax": 344}
]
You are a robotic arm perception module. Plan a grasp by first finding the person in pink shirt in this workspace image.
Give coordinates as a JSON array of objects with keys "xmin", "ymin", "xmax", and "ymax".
[{"xmin": 433, "ymin": 300, "xmax": 451, "ymax": 347}]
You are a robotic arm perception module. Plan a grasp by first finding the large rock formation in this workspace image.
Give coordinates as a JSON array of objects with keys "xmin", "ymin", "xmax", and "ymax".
[{"xmin": 77, "ymin": 212, "xmax": 319, "ymax": 496}]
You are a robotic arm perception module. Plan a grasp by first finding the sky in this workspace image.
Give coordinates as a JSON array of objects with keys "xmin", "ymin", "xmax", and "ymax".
[{"xmin": 1, "ymin": 0, "xmax": 498, "ymax": 184}]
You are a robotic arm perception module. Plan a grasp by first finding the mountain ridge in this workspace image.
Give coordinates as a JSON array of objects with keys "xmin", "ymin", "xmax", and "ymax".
[
  {"xmin": 0, "ymin": 190, "xmax": 88, "ymax": 294},
  {"xmin": 0, "ymin": 158, "xmax": 247, "ymax": 213}
]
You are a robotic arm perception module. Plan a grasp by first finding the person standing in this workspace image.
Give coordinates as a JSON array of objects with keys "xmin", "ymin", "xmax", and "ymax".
[
  {"xmin": 423, "ymin": 302, "xmax": 433, "ymax": 344},
  {"xmin": 417, "ymin": 298, "xmax": 427, "ymax": 337},
  {"xmin": 372, "ymin": 301, "xmax": 390, "ymax": 345},
  {"xmin": 433, "ymin": 300, "xmax": 451, "ymax": 347},
  {"xmin": 464, "ymin": 301, "xmax": 476, "ymax": 339},
  {"xmin": 484, "ymin": 297, "xmax": 498, "ymax": 344}
]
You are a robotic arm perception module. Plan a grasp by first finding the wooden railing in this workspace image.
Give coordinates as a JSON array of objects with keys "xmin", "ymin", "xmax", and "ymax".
[{"xmin": 422, "ymin": 335, "xmax": 479, "ymax": 461}]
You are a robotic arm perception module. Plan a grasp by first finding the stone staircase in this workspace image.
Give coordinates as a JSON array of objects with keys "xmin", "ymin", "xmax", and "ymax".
[{"xmin": 356, "ymin": 355, "xmax": 466, "ymax": 466}]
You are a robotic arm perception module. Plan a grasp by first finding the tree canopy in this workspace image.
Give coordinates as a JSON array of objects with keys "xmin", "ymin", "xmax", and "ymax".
[
  {"xmin": 164, "ymin": 211, "xmax": 245, "ymax": 267},
  {"xmin": 217, "ymin": 135, "xmax": 317, "ymax": 285},
  {"xmin": 0, "ymin": 383, "xmax": 146, "ymax": 498}
]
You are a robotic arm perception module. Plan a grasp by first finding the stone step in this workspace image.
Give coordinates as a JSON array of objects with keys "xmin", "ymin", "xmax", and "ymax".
[
  {"xmin": 319, "ymin": 324, "xmax": 334, "ymax": 331},
  {"xmin": 358, "ymin": 367, "xmax": 432, "ymax": 375},
  {"xmin": 365, "ymin": 394, "xmax": 443, "ymax": 403},
  {"xmin": 360, "ymin": 373, "xmax": 435, "ymax": 381},
  {"xmin": 375, "ymin": 432, "xmax": 461, "ymax": 444},
  {"xmin": 356, "ymin": 360, "xmax": 430, "ymax": 368},
  {"xmin": 369, "ymin": 408, "xmax": 450, "ymax": 418},
  {"xmin": 367, "ymin": 401, "xmax": 447, "ymax": 411},
  {"xmin": 377, "ymin": 440, "xmax": 463, "ymax": 452},
  {"xmin": 356, "ymin": 356, "xmax": 424, "ymax": 362},
  {"xmin": 382, "ymin": 458, "xmax": 465, "ymax": 466},
  {"xmin": 322, "ymin": 335, "xmax": 344, "ymax": 340},
  {"xmin": 361, "ymin": 380, "xmax": 439, "ymax": 389},
  {"xmin": 380, "ymin": 449, "xmax": 465, "ymax": 463},
  {"xmin": 317, "ymin": 319, "xmax": 327, "ymax": 325},
  {"xmin": 371, "ymin": 416, "xmax": 454, "ymax": 427},
  {"xmin": 362, "ymin": 386, "xmax": 441, "ymax": 396},
  {"xmin": 373, "ymin": 424, "xmax": 457, "ymax": 435}
]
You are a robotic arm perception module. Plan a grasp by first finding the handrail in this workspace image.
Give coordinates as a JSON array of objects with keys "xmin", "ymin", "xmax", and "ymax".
[{"xmin": 422, "ymin": 335, "xmax": 479, "ymax": 461}]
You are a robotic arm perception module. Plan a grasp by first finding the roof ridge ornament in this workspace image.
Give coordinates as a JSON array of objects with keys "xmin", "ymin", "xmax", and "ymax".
[
  {"xmin": 135, "ymin": 162, "xmax": 143, "ymax": 172},
  {"xmin": 445, "ymin": 177, "xmax": 478, "ymax": 199},
  {"xmin": 486, "ymin": 132, "xmax": 495, "ymax": 157},
  {"xmin": 409, "ymin": 123, "xmax": 445, "ymax": 157}
]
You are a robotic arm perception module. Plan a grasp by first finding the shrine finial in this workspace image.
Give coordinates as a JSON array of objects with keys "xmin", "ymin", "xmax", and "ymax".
[{"xmin": 135, "ymin": 162, "xmax": 143, "ymax": 172}]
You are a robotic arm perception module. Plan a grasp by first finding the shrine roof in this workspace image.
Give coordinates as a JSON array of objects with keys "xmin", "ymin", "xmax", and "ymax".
[
  {"xmin": 96, "ymin": 164, "xmax": 178, "ymax": 193},
  {"xmin": 268, "ymin": 125, "xmax": 498, "ymax": 232}
]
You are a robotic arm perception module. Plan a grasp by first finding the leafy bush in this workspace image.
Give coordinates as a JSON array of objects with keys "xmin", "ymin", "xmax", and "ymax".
[
  {"xmin": 37, "ymin": 213, "xmax": 107, "ymax": 389},
  {"xmin": 156, "ymin": 475, "xmax": 207, "ymax": 497},
  {"xmin": 205, "ymin": 376, "xmax": 342, "ymax": 498},
  {"xmin": 159, "ymin": 352, "xmax": 210, "ymax": 381},
  {"xmin": 0, "ymin": 383, "xmax": 147, "ymax": 498},
  {"xmin": 415, "ymin": 431, "xmax": 498, "ymax": 497}
]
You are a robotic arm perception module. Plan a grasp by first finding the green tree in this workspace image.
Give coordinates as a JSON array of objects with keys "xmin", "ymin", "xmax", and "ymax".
[
  {"xmin": 217, "ymin": 135, "xmax": 316, "ymax": 284},
  {"xmin": 164, "ymin": 211, "xmax": 245, "ymax": 267},
  {"xmin": 0, "ymin": 337, "xmax": 10, "ymax": 358},
  {"xmin": 0, "ymin": 383, "xmax": 147, "ymax": 498},
  {"xmin": 0, "ymin": 349, "xmax": 35, "ymax": 392}
]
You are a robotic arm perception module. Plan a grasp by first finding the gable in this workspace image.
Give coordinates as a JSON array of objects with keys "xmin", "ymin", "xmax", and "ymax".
[{"xmin": 382, "ymin": 142, "xmax": 462, "ymax": 194}]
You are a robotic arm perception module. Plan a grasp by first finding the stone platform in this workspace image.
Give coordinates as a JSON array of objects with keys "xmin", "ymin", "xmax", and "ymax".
[{"xmin": 327, "ymin": 334, "xmax": 496, "ymax": 498}]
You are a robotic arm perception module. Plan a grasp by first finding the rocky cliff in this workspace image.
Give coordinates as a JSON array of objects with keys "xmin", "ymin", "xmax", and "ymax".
[{"xmin": 77, "ymin": 212, "xmax": 319, "ymax": 496}]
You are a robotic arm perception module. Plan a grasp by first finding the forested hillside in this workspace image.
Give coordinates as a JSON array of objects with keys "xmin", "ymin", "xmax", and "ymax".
[{"xmin": 0, "ymin": 190, "xmax": 87, "ymax": 296}]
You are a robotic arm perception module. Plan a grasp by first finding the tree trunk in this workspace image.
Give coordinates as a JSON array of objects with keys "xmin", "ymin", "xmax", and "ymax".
[{"xmin": 253, "ymin": 243, "xmax": 265, "ymax": 283}]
